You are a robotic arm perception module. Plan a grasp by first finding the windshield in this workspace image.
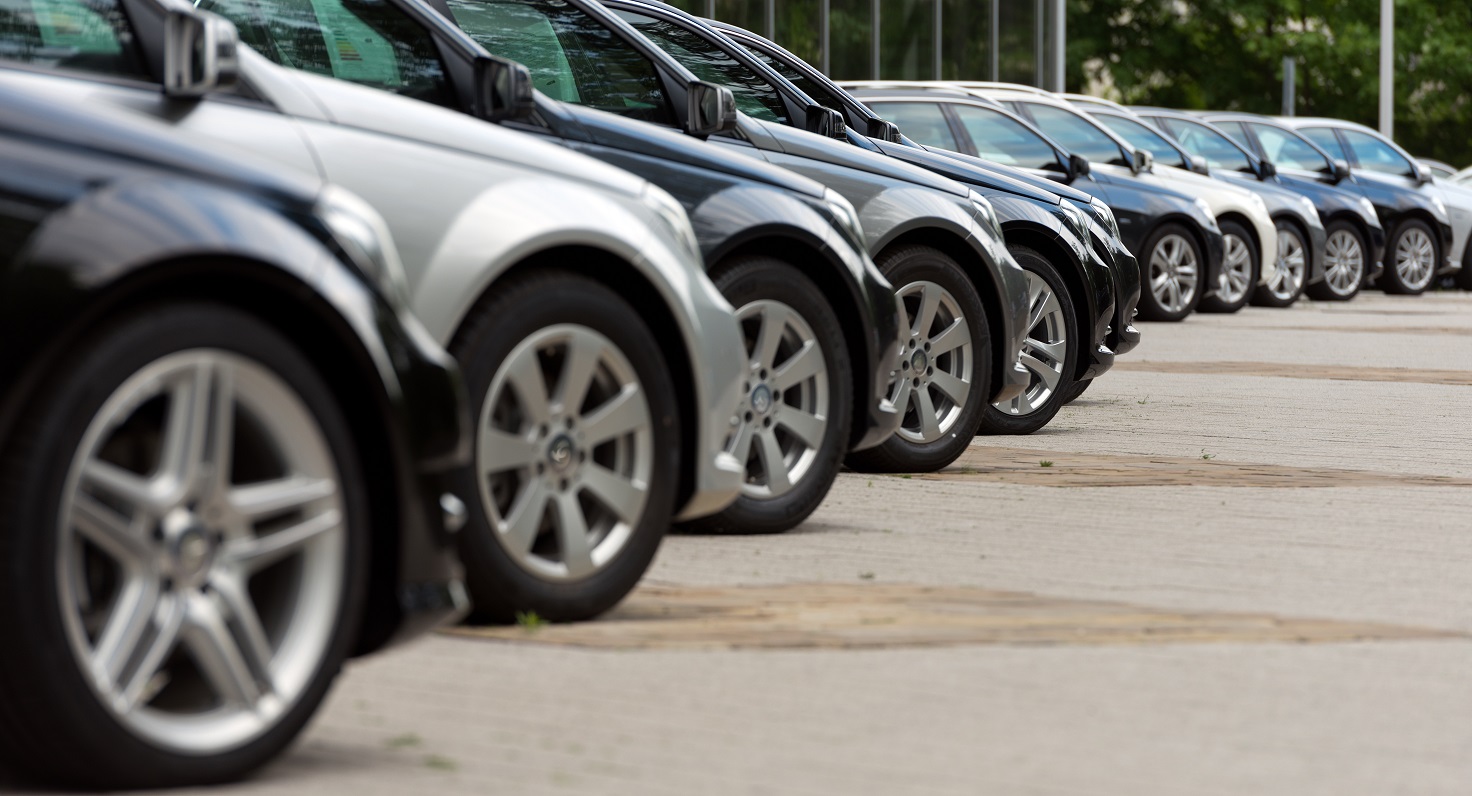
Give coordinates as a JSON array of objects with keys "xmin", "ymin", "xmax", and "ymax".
[
  {"xmin": 1158, "ymin": 118, "xmax": 1254, "ymax": 172},
  {"xmin": 613, "ymin": 10, "xmax": 788, "ymax": 124},
  {"xmin": 1021, "ymin": 103, "xmax": 1128, "ymax": 166},
  {"xmin": 1093, "ymin": 114, "xmax": 1189, "ymax": 169}
]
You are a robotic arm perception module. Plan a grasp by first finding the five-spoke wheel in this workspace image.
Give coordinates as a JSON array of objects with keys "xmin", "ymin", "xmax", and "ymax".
[{"xmin": 1138, "ymin": 223, "xmax": 1204, "ymax": 321}]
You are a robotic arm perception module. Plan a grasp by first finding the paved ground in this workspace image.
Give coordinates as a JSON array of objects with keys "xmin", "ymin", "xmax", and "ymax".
[{"xmin": 27, "ymin": 292, "xmax": 1472, "ymax": 794}]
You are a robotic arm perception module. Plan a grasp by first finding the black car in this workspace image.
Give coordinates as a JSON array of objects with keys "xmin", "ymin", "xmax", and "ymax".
[
  {"xmin": 1204, "ymin": 113, "xmax": 1452, "ymax": 298},
  {"xmin": 592, "ymin": 0, "xmax": 1119, "ymax": 434},
  {"xmin": 434, "ymin": 0, "xmax": 1036, "ymax": 472},
  {"xmin": 843, "ymin": 87, "xmax": 1225, "ymax": 324},
  {"xmin": 1133, "ymin": 108, "xmax": 1386, "ymax": 302},
  {"xmin": 0, "ymin": 83, "xmax": 469, "ymax": 787}
]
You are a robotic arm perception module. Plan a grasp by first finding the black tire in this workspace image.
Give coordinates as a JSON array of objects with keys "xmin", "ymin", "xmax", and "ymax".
[
  {"xmin": 1305, "ymin": 220, "xmax": 1368, "ymax": 301},
  {"xmin": 1136, "ymin": 222, "xmax": 1205, "ymax": 322},
  {"xmin": 0, "ymin": 303, "xmax": 367, "ymax": 789},
  {"xmin": 1062, "ymin": 378, "xmax": 1093, "ymax": 404},
  {"xmin": 452, "ymin": 269, "xmax": 678, "ymax": 624},
  {"xmin": 844, "ymin": 245, "xmax": 991, "ymax": 473},
  {"xmin": 978, "ymin": 246, "xmax": 1078, "ymax": 435},
  {"xmin": 1251, "ymin": 221, "xmax": 1308, "ymax": 308},
  {"xmin": 679, "ymin": 258, "xmax": 852, "ymax": 535},
  {"xmin": 1198, "ymin": 219, "xmax": 1258, "ymax": 313},
  {"xmin": 1380, "ymin": 218, "xmax": 1439, "ymax": 295}
]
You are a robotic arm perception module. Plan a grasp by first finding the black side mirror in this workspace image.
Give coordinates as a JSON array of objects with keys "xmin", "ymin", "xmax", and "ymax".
[
  {"xmin": 1257, "ymin": 159, "xmax": 1277, "ymax": 180},
  {"xmin": 687, "ymin": 81, "xmax": 738, "ymax": 137},
  {"xmin": 866, "ymin": 117, "xmax": 902, "ymax": 143},
  {"xmin": 1330, "ymin": 159, "xmax": 1352, "ymax": 183},
  {"xmin": 1132, "ymin": 148, "xmax": 1154, "ymax": 174},
  {"xmin": 162, "ymin": 9, "xmax": 239, "ymax": 97},
  {"xmin": 805, "ymin": 105, "xmax": 847, "ymax": 140},
  {"xmin": 471, "ymin": 55, "xmax": 535, "ymax": 122},
  {"xmin": 1067, "ymin": 152, "xmax": 1091, "ymax": 182}
]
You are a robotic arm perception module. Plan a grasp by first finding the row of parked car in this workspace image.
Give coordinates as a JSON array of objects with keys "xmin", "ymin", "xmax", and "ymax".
[{"xmin": 0, "ymin": 0, "xmax": 1463, "ymax": 788}]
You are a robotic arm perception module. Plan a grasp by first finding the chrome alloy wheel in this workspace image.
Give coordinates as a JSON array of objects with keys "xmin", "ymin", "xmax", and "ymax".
[
  {"xmin": 1266, "ymin": 225, "xmax": 1308, "ymax": 301},
  {"xmin": 1217, "ymin": 232, "xmax": 1254, "ymax": 305},
  {"xmin": 889, "ymin": 280, "xmax": 973, "ymax": 443},
  {"xmin": 476, "ymin": 325, "xmax": 652, "ymax": 582},
  {"xmin": 728, "ymin": 300, "xmax": 829, "ymax": 499},
  {"xmin": 995, "ymin": 270, "xmax": 1067, "ymax": 416},
  {"xmin": 59, "ymin": 351, "xmax": 345, "ymax": 755},
  {"xmin": 1323, "ymin": 229, "xmax": 1365, "ymax": 296},
  {"xmin": 1394, "ymin": 226, "xmax": 1437, "ymax": 290},
  {"xmin": 1149, "ymin": 233, "xmax": 1200, "ymax": 313}
]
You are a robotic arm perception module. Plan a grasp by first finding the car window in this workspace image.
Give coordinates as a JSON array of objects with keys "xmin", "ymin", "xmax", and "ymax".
[
  {"xmin": 866, "ymin": 102, "xmax": 957, "ymax": 151},
  {"xmin": 199, "ymin": 0, "xmax": 451, "ymax": 106},
  {"xmin": 612, "ymin": 10, "xmax": 785, "ymax": 124},
  {"xmin": 1299, "ymin": 126, "xmax": 1349, "ymax": 161},
  {"xmin": 0, "ymin": 0, "xmax": 147, "ymax": 79},
  {"xmin": 1252, "ymin": 124, "xmax": 1333, "ymax": 172},
  {"xmin": 1020, "ymin": 103, "xmax": 1127, "ymax": 166},
  {"xmin": 948, "ymin": 104, "xmax": 1062, "ymax": 170},
  {"xmin": 1159, "ymin": 118, "xmax": 1253, "ymax": 172},
  {"xmin": 1341, "ymin": 129, "xmax": 1415, "ymax": 177},
  {"xmin": 741, "ymin": 43, "xmax": 845, "ymax": 115},
  {"xmin": 444, "ymin": 0, "xmax": 671, "ymax": 123},
  {"xmin": 1094, "ymin": 113, "xmax": 1189, "ymax": 169},
  {"xmin": 1212, "ymin": 120, "xmax": 1254, "ymax": 150},
  {"xmin": 1425, "ymin": 162, "xmax": 1455, "ymax": 179}
]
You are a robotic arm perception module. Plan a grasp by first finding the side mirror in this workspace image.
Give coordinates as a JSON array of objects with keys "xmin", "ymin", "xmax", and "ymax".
[
  {"xmin": 1067, "ymin": 152, "xmax": 1091, "ymax": 182},
  {"xmin": 686, "ymin": 81, "xmax": 738, "ymax": 137},
  {"xmin": 162, "ymin": 9, "xmax": 239, "ymax": 97},
  {"xmin": 471, "ymin": 55, "xmax": 535, "ymax": 122},
  {"xmin": 866, "ymin": 117, "xmax": 903, "ymax": 143},
  {"xmin": 1257, "ymin": 159, "xmax": 1277, "ymax": 180},
  {"xmin": 1414, "ymin": 163, "xmax": 1434, "ymax": 185},
  {"xmin": 805, "ymin": 105, "xmax": 847, "ymax": 140},
  {"xmin": 1131, "ymin": 147, "xmax": 1154, "ymax": 174},
  {"xmin": 1330, "ymin": 159, "xmax": 1351, "ymax": 183},
  {"xmin": 1189, "ymin": 154, "xmax": 1210, "ymax": 175}
]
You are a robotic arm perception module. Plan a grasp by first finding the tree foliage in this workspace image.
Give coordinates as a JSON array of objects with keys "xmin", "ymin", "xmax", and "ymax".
[{"xmin": 1066, "ymin": 0, "xmax": 1472, "ymax": 167}]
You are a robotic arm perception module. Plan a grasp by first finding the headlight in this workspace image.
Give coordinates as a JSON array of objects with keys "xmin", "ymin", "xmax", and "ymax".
[
  {"xmin": 968, "ymin": 190, "xmax": 1005, "ymax": 242},
  {"xmin": 317, "ymin": 185, "xmax": 410, "ymax": 306},
  {"xmin": 1091, "ymin": 197, "xmax": 1122, "ymax": 240},
  {"xmin": 641, "ymin": 182, "xmax": 702, "ymax": 264},
  {"xmin": 822, "ymin": 188, "xmax": 867, "ymax": 250}
]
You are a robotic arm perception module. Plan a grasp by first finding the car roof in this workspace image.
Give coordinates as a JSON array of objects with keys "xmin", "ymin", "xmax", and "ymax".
[
  {"xmin": 1061, "ymin": 93, "xmax": 1130, "ymax": 112},
  {"xmin": 846, "ymin": 87, "xmax": 1000, "ymax": 105}
]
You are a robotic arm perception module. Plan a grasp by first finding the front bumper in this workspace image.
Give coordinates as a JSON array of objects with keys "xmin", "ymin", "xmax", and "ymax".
[
  {"xmin": 992, "ymin": 242, "xmax": 1031, "ymax": 403},
  {"xmin": 1104, "ymin": 241, "xmax": 1141, "ymax": 357},
  {"xmin": 852, "ymin": 255, "xmax": 904, "ymax": 451},
  {"xmin": 1305, "ymin": 217, "xmax": 1329, "ymax": 286},
  {"xmin": 1437, "ymin": 219, "xmax": 1460, "ymax": 275},
  {"xmin": 1201, "ymin": 227, "xmax": 1227, "ymax": 300},
  {"xmin": 672, "ymin": 264, "xmax": 747, "ymax": 522}
]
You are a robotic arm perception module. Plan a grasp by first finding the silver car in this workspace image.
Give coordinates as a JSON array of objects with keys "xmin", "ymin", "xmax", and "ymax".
[{"xmin": 0, "ymin": 0, "xmax": 748, "ymax": 628}]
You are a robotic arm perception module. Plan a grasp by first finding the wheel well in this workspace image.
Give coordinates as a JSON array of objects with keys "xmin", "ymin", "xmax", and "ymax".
[
  {"xmin": 1001, "ymin": 225, "xmax": 1095, "ymax": 381},
  {"xmin": 1216, "ymin": 211, "xmax": 1262, "ymax": 259},
  {"xmin": 7, "ymin": 256, "xmax": 412, "ymax": 656},
  {"xmin": 714, "ymin": 235, "xmax": 873, "ymax": 448},
  {"xmin": 1323, "ymin": 210, "xmax": 1371, "ymax": 247},
  {"xmin": 483, "ymin": 246, "xmax": 700, "ymax": 508},
  {"xmin": 1388, "ymin": 209, "xmax": 1442, "ymax": 258},
  {"xmin": 879, "ymin": 228, "xmax": 1008, "ymax": 400}
]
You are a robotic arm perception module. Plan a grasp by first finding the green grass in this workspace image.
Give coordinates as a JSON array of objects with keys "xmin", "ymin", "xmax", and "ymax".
[
  {"xmin": 515, "ymin": 610, "xmax": 546, "ymax": 631},
  {"xmin": 424, "ymin": 754, "xmax": 457, "ymax": 772},
  {"xmin": 1039, "ymin": 460, "xmax": 1054, "ymax": 468},
  {"xmin": 385, "ymin": 732, "xmax": 422, "ymax": 750},
  {"xmin": 858, "ymin": 571, "xmax": 876, "ymax": 580}
]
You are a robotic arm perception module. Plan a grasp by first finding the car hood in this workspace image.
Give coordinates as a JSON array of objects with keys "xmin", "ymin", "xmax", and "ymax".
[
  {"xmin": 873, "ymin": 139, "xmax": 1062, "ymax": 204},
  {"xmin": 752, "ymin": 119, "xmax": 969, "ymax": 197}
]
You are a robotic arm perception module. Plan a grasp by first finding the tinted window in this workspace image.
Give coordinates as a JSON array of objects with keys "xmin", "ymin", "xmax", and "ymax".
[
  {"xmin": 741, "ymin": 43, "xmax": 846, "ymax": 114},
  {"xmin": 866, "ymin": 102, "xmax": 957, "ymax": 151},
  {"xmin": 1341, "ymin": 129, "xmax": 1415, "ymax": 177},
  {"xmin": 0, "ymin": 0, "xmax": 146, "ymax": 78},
  {"xmin": 200, "ymin": 0, "xmax": 451, "ymax": 105},
  {"xmin": 1213, "ymin": 120, "xmax": 1254, "ymax": 150},
  {"xmin": 1094, "ymin": 113, "xmax": 1189, "ymax": 169},
  {"xmin": 1300, "ymin": 126, "xmax": 1349, "ymax": 161},
  {"xmin": 949, "ymin": 104, "xmax": 1062, "ymax": 170},
  {"xmin": 445, "ymin": 0, "xmax": 671, "ymax": 124},
  {"xmin": 1159, "ymin": 118, "xmax": 1253, "ymax": 172},
  {"xmin": 614, "ymin": 10, "xmax": 786, "ymax": 124},
  {"xmin": 1252, "ymin": 124, "xmax": 1333, "ymax": 172},
  {"xmin": 1021, "ymin": 103, "xmax": 1127, "ymax": 166}
]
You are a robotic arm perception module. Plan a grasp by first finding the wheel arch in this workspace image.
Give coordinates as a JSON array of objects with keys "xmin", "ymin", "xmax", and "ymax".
[{"xmin": 1001, "ymin": 223, "xmax": 1096, "ymax": 381}]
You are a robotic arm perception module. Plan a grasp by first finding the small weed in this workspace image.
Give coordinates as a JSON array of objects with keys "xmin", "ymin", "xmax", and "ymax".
[
  {"xmin": 1200, "ymin": 450, "xmax": 1216, "ymax": 460},
  {"xmin": 424, "ymin": 754, "xmax": 457, "ymax": 772},
  {"xmin": 1039, "ymin": 460, "xmax": 1054, "ymax": 468},
  {"xmin": 867, "ymin": 480, "xmax": 873, "ymax": 488},
  {"xmin": 1137, "ymin": 396, "xmax": 1150, "ymax": 405},
  {"xmin": 858, "ymin": 571, "xmax": 876, "ymax": 580},
  {"xmin": 515, "ymin": 610, "xmax": 546, "ymax": 631},
  {"xmin": 899, "ymin": 474, "xmax": 912, "ymax": 479},
  {"xmin": 386, "ymin": 732, "xmax": 422, "ymax": 750},
  {"xmin": 959, "ymin": 466, "xmax": 976, "ymax": 475}
]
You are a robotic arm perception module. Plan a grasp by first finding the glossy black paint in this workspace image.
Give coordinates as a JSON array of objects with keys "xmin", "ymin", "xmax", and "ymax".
[{"xmin": 0, "ymin": 82, "xmax": 469, "ymax": 656}]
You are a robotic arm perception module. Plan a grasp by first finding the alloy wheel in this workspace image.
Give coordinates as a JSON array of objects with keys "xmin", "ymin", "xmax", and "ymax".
[
  {"xmin": 995, "ymin": 270, "xmax": 1067, "ymax": 416},
  {"xmin": 476, "ymin": 325, "xmax": 652, "ymax": 582},
  {"xmin": 1149, "ymin": 233, "xmax": 1200, "ymax": 314},
  {"xmin": 890, "ymin": 280, "xmax": 973, "ymax": 443},
  {"xmin": 1394, "ymin": 227, "xmax": 1436, "ymax": 290},
  {"xmin": 1265, "ymin": 225, "xmax": 1308, "ymax": 301},
  {"xmin": 1217, "ymin": 233, "xmax": 1254, "ymax": 305},
  {"xmin": 1323, "ymin": 229, "xmax": 1365, "ymax": 296},
  {"xmin": 59, "ymin": 351, "xmax": 345, "ymax": 755},
  {"xmin": 728, "ymin": 300, "xmax": 830, "ymax": 499}
]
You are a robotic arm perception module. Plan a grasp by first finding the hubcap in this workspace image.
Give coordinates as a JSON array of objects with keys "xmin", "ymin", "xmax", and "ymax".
[
  {"xmin": 1149, "ymin": 233, "xmax": 1199, "ymax": 313},
  {"xmin": 59, "ymin": 351, "xmax": 345, "ymax": 755},
  {"xmin": 1218, "ymin": 233, "xmax": 1253, "ymax": 304},
  {"xmin": 995, "ymin": 270, "xmax": 1068, "ymax": 416},
  {"xmin": 887, "ymin": 280, "xmax": 972, "ymax": 444},
  {"xmin": 728, "ymin": 300, "xmax": 829, "ymax": 500},
  {"xmin": 1267, "ymin": 225, "xmax": 1307, "ymax": 301},
  {"xmin": 1323, "ymin": 229, "xmax": 1364, "ymax": 295},
  {"xmin": 1394, "ymin": 227, "xmax": 1436, "ymax": 290},
  {"xmin": 477, "ymin": 325, "xmax": 652, "ymax": 581}
]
